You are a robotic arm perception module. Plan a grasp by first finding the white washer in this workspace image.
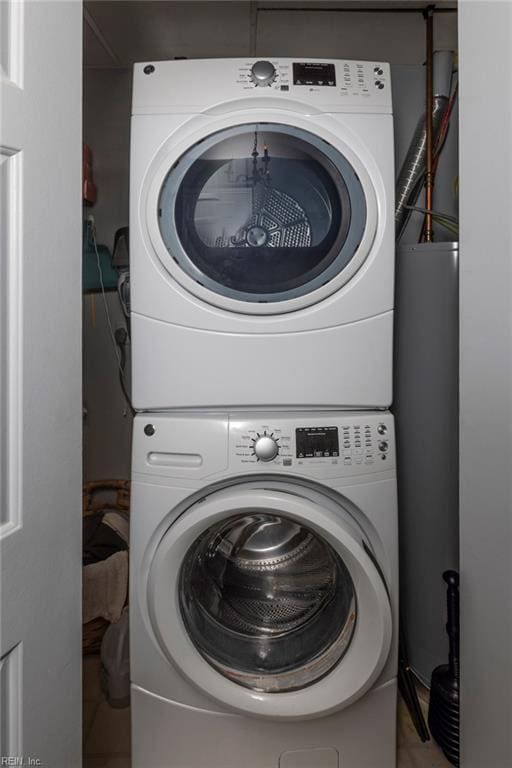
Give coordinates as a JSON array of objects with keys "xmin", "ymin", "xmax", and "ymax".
[
  {"xmin": 130, "ymin": 58, "xmax": 394, "ymax": 410},
  {"xmin": 131, "ymin": 411, "xmax": 398, "ymax": 768}
]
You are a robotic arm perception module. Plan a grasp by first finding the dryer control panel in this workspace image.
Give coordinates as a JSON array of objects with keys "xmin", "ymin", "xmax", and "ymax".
[
  {"xmin": 132, "ymin": 58, "xmax": 392, "ymax": 114},
  {"xmin": 230, "ymin": 412, "xmax": 395, "ymax": 477}
]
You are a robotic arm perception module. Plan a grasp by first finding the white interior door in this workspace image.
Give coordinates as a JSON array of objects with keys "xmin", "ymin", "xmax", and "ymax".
[{"xmin": 0, "ymin": 2, "xmax": 82, "ymax": 766}]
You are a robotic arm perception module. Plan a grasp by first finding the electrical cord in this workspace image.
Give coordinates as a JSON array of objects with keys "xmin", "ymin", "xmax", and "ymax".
[
  {"xmin": 90, "ymin": 218, "xmax": 135, "ymax": 416},
  {"xmin": 114, "ymin": 327, "xmax": 136, "ymax": 417}
]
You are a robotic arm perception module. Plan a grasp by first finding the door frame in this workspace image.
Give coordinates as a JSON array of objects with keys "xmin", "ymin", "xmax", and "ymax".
[{"xmin": 459, "ymin": 1, "xmax": 512, "ymax": 765}]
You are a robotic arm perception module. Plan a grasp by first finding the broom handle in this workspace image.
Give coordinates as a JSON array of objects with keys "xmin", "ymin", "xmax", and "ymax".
[{"xmin": 443, "ymin": 570, "xmax": 460, "ymax": 681}]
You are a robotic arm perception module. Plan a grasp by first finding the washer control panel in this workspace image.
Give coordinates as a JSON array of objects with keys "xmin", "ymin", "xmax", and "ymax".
[
  {"xmin": 230, "ymin": 413, "xmax": 394, "ymax": 476},
  {"xmin": 250, "ymin": 60, "xmax": 278, "ymax": 87},
  {"xmin": 293, "ymin": 62, "xmax": 336, "ymax": 87},
  {"xmin": 233, "ymin": 424, "xmax": 294, "ymax": 466},
  {"xmin": 296, "ymin": 426, "xmax": 339, "ymax": 458}
]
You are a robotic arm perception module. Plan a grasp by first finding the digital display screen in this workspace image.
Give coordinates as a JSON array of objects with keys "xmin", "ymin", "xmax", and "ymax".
[
  {"xmin": 296, "ymin": 427, "xmax": 339, "ymax": 458},
  {"xmin": 293, "ymin": 62, "xmax": 336, "ymax": 87}
]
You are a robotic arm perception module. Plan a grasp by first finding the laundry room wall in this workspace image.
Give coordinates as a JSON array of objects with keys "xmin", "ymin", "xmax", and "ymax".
[{"xmin": 82, "ymin": 1, "xmax": 458, "ymax": 483}]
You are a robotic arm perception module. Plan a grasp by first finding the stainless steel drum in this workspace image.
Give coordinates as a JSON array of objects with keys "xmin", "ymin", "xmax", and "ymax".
[
  {"xmin": 179, "ymin": 512, "xmax": 357, "ymax": 693},
  {"xmin": 227, "ymin": 186, "xmax": 312, "ymax": 250}
]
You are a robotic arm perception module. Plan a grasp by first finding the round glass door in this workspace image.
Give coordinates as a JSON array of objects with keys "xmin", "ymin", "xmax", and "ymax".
[
  {"xmin": 179, "ymin": 512, "xmax": 357, "ymax": 693},
  {"xmin": 157, "ymin": 123, "xmax": 368, "ymax": 304},
  {"xmin": 147, "ymin": 483, "xmax": 392, "ymax": 718}
]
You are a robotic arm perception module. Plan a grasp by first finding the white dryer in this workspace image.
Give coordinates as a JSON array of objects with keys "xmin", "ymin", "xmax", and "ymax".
[
  {"xmin": 130, "ymin": 58, "xmax": 394, "ymax": 410},
  {"xmin": 130, "ymin": 411, "xmax": 398, "ymax": 768}
]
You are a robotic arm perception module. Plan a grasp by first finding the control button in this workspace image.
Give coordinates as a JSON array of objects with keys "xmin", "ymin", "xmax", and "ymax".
[
  {"xmin": 375, "ymin": 81, "xmax": 385, "ymax": 90},
  {"xmin": 250, "ymin": 60, "xmax": 277, "ymax": 87},
  {"xmin": 144, "ymin": 423, "xmax": 155, "ymax": 436},
  {"xmin": 377, "ymin": 423, "xmax": 387, "ymax": 435},
  {"xmin": 253, "ymin": 434, "xmax": 279, "ymax": 461},
  {"xmin": 283, "ymin": 458, "xmax": 292, "ymax": 467},
  {"xmin": 374, "ymin": 66, "xmax": 384, "ymax": 76},
  {"xmin": 378, "ymin": 441, "xmax": 389, "ymax": 452}
]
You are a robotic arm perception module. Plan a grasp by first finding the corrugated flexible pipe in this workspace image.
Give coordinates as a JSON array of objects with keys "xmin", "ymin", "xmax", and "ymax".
[{"xmin": 395, "ymin": 51, "xmax": 453, "ymax": 242}]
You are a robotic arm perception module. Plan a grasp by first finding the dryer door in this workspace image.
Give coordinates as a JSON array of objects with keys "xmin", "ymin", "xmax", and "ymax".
[
  {"xmin": 148, "ymin": 121, "xmax": 375, "ymax": 314},
  {"xmin": 147, "ymin": 483, "xmax": 392, "ymax": 719}
]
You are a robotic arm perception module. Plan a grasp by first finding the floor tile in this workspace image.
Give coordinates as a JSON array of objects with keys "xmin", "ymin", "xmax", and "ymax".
[
  {"xmin": 398, "ymin": 746, "xmax": 416, "ymax": 768},
  {"xmin": 397, "ymin": 691, "xmax": 452, "ymax": 767},
  {"xmin": 83, "ymin": 758, "xmax": 108, "ymax": 768},
  {"xmin": 406, "ymin": 745, "xmax": 452, "ymax": 768},
  {"xmin": 104, "ymin": 757, "xmax": 131, "ymax": 768},
  {"xmin": 83, "ymin": 700, "xmax": 99, "ymax": 744},
  {"xmin": 85, "ymin": 701, "xmax": 131, "ymax": 756}
]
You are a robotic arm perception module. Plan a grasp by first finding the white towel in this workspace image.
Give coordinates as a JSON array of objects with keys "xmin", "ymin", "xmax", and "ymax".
[
  {"xmin": 102, "ymin": 510, "xmax": 130, "ymax": 544},
  {"xmin": 83, "ymin": 550, "xmax": 128, "ymax": 624}
]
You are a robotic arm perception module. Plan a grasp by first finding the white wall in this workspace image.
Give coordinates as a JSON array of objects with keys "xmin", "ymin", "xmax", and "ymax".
[
  {"xmin": 83, "ymin": 70, "xmax": 133, "ymax": 483},
  {"xmin": 256, "ymin": 9, "xmax": 456, "ymax": 61},
  {"xmin": 459, "ymin": 2, "xmax": 512, "ymax": 765},
  {"xmin": 83, "ymin": 293, "xmax": 132, "ymax": 482},
  {"xmin": 83, "ymin": 68, "xmax": 131, "ymax": 249}
]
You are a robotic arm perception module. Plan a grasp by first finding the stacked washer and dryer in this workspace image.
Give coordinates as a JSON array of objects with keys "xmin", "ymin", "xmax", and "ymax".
[{"xmin": 129, "ymin": 58, "xmax": 397, "ymax": 768}]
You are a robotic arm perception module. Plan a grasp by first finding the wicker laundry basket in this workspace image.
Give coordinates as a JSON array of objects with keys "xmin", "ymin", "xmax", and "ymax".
[{"xmin": 83, "ymin": 479, "xmax": 130, "ymax": 655}]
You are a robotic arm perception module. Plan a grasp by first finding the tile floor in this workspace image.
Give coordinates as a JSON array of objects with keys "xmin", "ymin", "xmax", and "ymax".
[{"xmin": 83, "ymin": 654, "xmax": 451, "ymax": 768}]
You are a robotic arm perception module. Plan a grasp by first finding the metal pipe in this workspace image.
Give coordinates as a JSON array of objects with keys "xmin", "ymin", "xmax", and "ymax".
[
  {"xmin": 395, "ymin": 96, "xmax": 448, "ymax": 240},
  {"xmin": 395, "ymin": 47, "xmax": 453, "ymax": 241},
  {"xmin": 424, "ymin": 5, "xmax": 435, "ymax": 242}
]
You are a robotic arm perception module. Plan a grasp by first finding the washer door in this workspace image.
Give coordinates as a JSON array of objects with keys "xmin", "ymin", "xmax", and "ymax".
[
  {"xmin": 147, "ymin": 121, "xmax": 376, "ymax": 314},
  {"xmin": 147, "ymin": 483, "xmax": 392, "ymax": 719}
]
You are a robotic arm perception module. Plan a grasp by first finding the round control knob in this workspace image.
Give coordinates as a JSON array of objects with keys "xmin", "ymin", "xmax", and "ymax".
[
  {"xmin": 250, "ymin": 60, "xmax": 276, "ymax": 87},
  {"xmin": 377, "ymin": 423, "xmax": 387, "ymax": 435},
  {"xmin": 253, "ymin": 435, "xmax": 279, "ymax": 462},
  {"xmin": 378, "ymin": 441, "xmax": 389, "ymax": 452}
]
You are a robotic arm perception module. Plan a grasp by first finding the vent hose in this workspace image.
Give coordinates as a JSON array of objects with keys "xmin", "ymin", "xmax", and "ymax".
[{"xmin": 395, "ymin": 51, "xmax": 453, "ymax": 241}]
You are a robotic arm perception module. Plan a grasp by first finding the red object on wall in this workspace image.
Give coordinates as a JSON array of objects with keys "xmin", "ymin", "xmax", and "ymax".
[{"xmin": 83, "ymin": 143, "xmax": 97, "ymax": 205}]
